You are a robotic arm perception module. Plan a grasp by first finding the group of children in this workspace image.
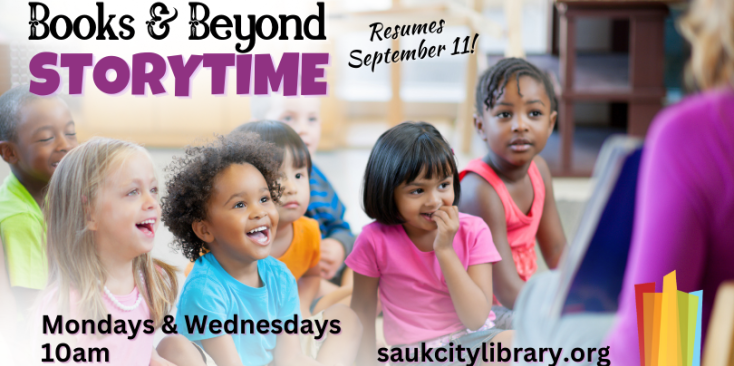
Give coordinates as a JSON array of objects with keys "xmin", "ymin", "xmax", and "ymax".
[{"xmin": 0, "ymin": 57, "xmax": 568, "ymax": 365}]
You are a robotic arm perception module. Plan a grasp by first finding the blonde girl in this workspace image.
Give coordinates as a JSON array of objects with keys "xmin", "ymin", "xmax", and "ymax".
[{"xmin": 38, "ymin": 138, "xmax": 178, "ymax": 366}]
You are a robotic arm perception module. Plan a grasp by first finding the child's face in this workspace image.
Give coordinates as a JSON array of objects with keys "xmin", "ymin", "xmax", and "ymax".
[
  {"xmin": 276, "ymin": 149, "xmax": 310, "ymax": 228},
  {"xmin": 10, "ymin": 98, "xmax": 78, "ymax": 182},
  {"xmin": 394, "ymin": 168, "xmax": 455, "ymax": 233},
  {"xmin": 89, "ymin": 151, "xmax": 160, "ymax": 261},
  {"xmin": 476, "ymin": 75, "xmax": 557, "ymax": 167},
  {"xmin": 199, "ymin": 163, "xmax": 279, "ymax": 262},
  {"xmin": 271, "ymin": 98, "xmax": 321, "ymax": 155}
]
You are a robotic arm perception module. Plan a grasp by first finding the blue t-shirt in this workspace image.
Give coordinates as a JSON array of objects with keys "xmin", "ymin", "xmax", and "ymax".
[{"xmin": 176, "ymin": 254, "xmax": 301, "ymax": 366}]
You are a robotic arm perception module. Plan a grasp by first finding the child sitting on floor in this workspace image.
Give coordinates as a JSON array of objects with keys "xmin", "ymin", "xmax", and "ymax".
[
  {"xmin": 349, "ymin": 122, "xmax": 512, "ymax": 365},
  {"xmin": 458, "ymin": 58, "xmax": 567, "ymax": 326},
  {"xmin": 0, "ymin": 84, "xmax": 78, "ymax": 315},
  {"xmin": 234, "ymin": 121, "xmax": 323, "ymax": 317},
  {"xmin": 159, "ymin": 133, "xmax": 361, "ymax": 366},
  {"xmin": 251, "ymin": 96, "xmax": 355, "ymax": 292},
  {"xmin": 36, "ymin": 138, "xmax": 179, "ymax": 366}
]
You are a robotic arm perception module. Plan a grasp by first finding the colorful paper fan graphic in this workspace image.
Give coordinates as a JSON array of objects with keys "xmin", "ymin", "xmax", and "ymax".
[{"xmin": 635, "ymin": 271, "xmax": 703, "ymax": 366}]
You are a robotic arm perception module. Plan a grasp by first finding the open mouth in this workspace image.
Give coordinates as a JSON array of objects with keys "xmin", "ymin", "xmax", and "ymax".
[
  {"xmin": 135, "ymin": 219, "xmax": 156, "ymax": 237},
  {"xmin": 246, "ymin": 226, "xmax": 271, "ymax": 245},
  {"xmin": 51, "ymin": 161, "xmax": 60, "ymax": 168}
]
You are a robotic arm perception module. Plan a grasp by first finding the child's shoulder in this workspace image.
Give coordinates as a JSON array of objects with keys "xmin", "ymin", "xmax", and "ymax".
[
  {"xmin": 182, "ymin": 255, "xmax": 230, "ymax": 295},
  {"xmin": 0, "ymin": 174, "xmax": 40, "ymax": 221},
  {"xmin": 296, "ymin": 216, "xmax": 320, "ymax": 237},
  {"xmin": 359, "ymin": 220, "xmax": 403, "ymax": 237},
  {"xmin": 258, "ymin": 256, "xmax": 297, "ymax": 285},
  {"xmin": 532, "ymin": 155, "xmax": 553, "ymax": 186}
]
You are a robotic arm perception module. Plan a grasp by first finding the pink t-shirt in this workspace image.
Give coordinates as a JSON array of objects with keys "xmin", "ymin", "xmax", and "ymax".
[
  {"xmin": 346, "ymin": 213, "xmax": 502, "ymax": 346},
  {"xmin": 36, "ymin": 286, "xmax": 154, "ymax": 366}
]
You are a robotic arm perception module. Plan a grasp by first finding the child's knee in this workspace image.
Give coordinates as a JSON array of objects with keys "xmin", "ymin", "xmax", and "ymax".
[
  {"xmin": 157, "ymin": 334, "xmax": 192, "ymax": 357},
  {"xmin": 324, "ymin": 303, "xmax": 363, "ymax": 337}
]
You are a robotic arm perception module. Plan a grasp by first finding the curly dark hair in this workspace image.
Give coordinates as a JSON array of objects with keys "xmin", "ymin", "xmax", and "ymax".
[
  {"xmin": 161, "ymin": 132, "xmax": 282, "ymax": 261},
  {"xmin": 475, "ymin": 57, "xmax": 557, "ymax": 116}
]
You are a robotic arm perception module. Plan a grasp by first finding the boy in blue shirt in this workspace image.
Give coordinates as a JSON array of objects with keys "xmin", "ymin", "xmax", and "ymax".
[{"xmin": 158, "ymin": 133, "xmax": 361, "ymax": 366}]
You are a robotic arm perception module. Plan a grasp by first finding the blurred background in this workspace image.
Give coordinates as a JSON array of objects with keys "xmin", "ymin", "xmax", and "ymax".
[{"xmin": 0, "ymin": 0, "xmax": 690, "ymax": 289}]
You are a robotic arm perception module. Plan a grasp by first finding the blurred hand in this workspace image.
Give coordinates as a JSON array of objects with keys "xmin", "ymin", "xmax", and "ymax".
[{"xmin": 319, "ymin": 238, "xmax": 346, "ymax": 280}]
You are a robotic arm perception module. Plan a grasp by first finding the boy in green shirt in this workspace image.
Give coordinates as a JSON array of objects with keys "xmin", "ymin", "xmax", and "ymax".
[{"xmin": 0, "ymin": 84, "xmax": 78, "ymax": 312}]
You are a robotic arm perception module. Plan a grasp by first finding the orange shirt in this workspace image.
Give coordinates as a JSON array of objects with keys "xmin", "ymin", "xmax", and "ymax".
[
  {"xmin": 183, "ymin": 216, "xmax": 321, "ymax": 279},
  {"xmin": 276, "ymin": 216, "xmax": 321, "ymax": 280}
]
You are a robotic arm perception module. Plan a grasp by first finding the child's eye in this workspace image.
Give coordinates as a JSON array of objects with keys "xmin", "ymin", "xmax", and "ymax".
[
  {"xmin": 308, "ymin": 117, "xmax": 318, "ymax": 123},
  {"xmin": 127, "ymin": 189, "xmax": 139, "ymax": 196},
  {"xmin": 529, "ymin": 110, "xmax": 543, "ymax": 117},
  {"xmin": 150, "ymin": 187, "xmax": 158, "ymax": 195},
  {"xmin": 295, "ymin": 173, "xmax": 302, "ymax": 179},
  {"xmin": 410, "ymin": 188, "xmax": 424, "ymax": 195},
  {"xmin": 439, "ymin": 182, "xmax": 450, "ymax": 189},
  {"xmin": 38, "ymin": 136, "xmax": 53, "ymax": 142},
  {"xmin": 260, "ymin": 196, "xmax": 270, "ymax": 203},
  {"xmin": 496, "ymin": 112, "xmax": 512, "ymax": 119},
  {"xmin": 234, "ymin": 201, "xmax": 245, "ymax": 209},
  {"xmin": 283, "ymin": 116, "xmax": 293, "ymax": 122}
]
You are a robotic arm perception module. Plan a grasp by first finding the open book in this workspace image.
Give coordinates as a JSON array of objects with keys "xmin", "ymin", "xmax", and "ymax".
[{"xmin": 549, "ymin": 136, "xmax": 644, "ymax": 317}]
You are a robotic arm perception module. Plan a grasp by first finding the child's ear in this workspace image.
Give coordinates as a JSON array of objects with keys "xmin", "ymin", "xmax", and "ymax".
[
  {"xmin": 549, "ymin": 110, "xmax": 558, "ymax": 132},
  {"xmin": 473, "ymin": 114, "xmax": 488, "ymax": 142},
  {"xmin": 192, "ymin": 220, "xmax": 215, "ymax": 243},
  {"xmin": 85, "ymin": 198, "xmax": 98, "ymax": 231},
  {"xmin": 0, "ymin": 141, "xmax": 19, "ymax": 164}
]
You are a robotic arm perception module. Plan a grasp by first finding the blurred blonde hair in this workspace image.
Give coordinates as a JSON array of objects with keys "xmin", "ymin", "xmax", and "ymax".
[
  {"xmin": 44, "ymin": 137, "xmax": 177, "ymax": 328},
  {"xmin": 678, "ymin": 0, "xmax": 734, "ymax": 90}
]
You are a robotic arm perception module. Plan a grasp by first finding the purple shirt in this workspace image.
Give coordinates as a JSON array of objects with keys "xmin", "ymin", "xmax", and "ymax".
[{"xmin": 605, "ymin": 89, "xmax": 734, "ymax": 364}]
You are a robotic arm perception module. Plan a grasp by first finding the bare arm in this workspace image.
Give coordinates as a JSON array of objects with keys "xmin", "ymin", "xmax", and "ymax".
[
  {"xmin": 458, "ymin": 173, "xmax": 524, "ymax": 309},
  {"xmin": 433, "ymin": 206, "xmax": 493, "ymax": 330},
  {"xmin": 298, "ymin": 265, "xmax": 322, "ymax": 318},
  {"xmin": 350, "ymin": 272, "xmax": 379, "ymax": 366},
  {"xmin": 533, "ymin": 156, "xmax": 567, "ymax": 269}
]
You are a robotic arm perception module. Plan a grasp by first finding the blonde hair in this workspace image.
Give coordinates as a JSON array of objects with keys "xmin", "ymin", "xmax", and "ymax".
[
  {"xmin": 44, "ymin": 137, "xmax": 177, "ymax": 328},
  {"xmin": 678, "ymin": 0, "xmax": 734, "ymax": 90}
]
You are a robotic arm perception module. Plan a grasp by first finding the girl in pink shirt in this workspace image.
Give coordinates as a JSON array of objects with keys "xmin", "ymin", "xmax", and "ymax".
[
  {"xmin": 35, "ymin": 138, "xmax": 180, "ymax": 366},
  {"xmin": 347, "ymin": 122, "xmax": 512, "ymax": 366}
]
